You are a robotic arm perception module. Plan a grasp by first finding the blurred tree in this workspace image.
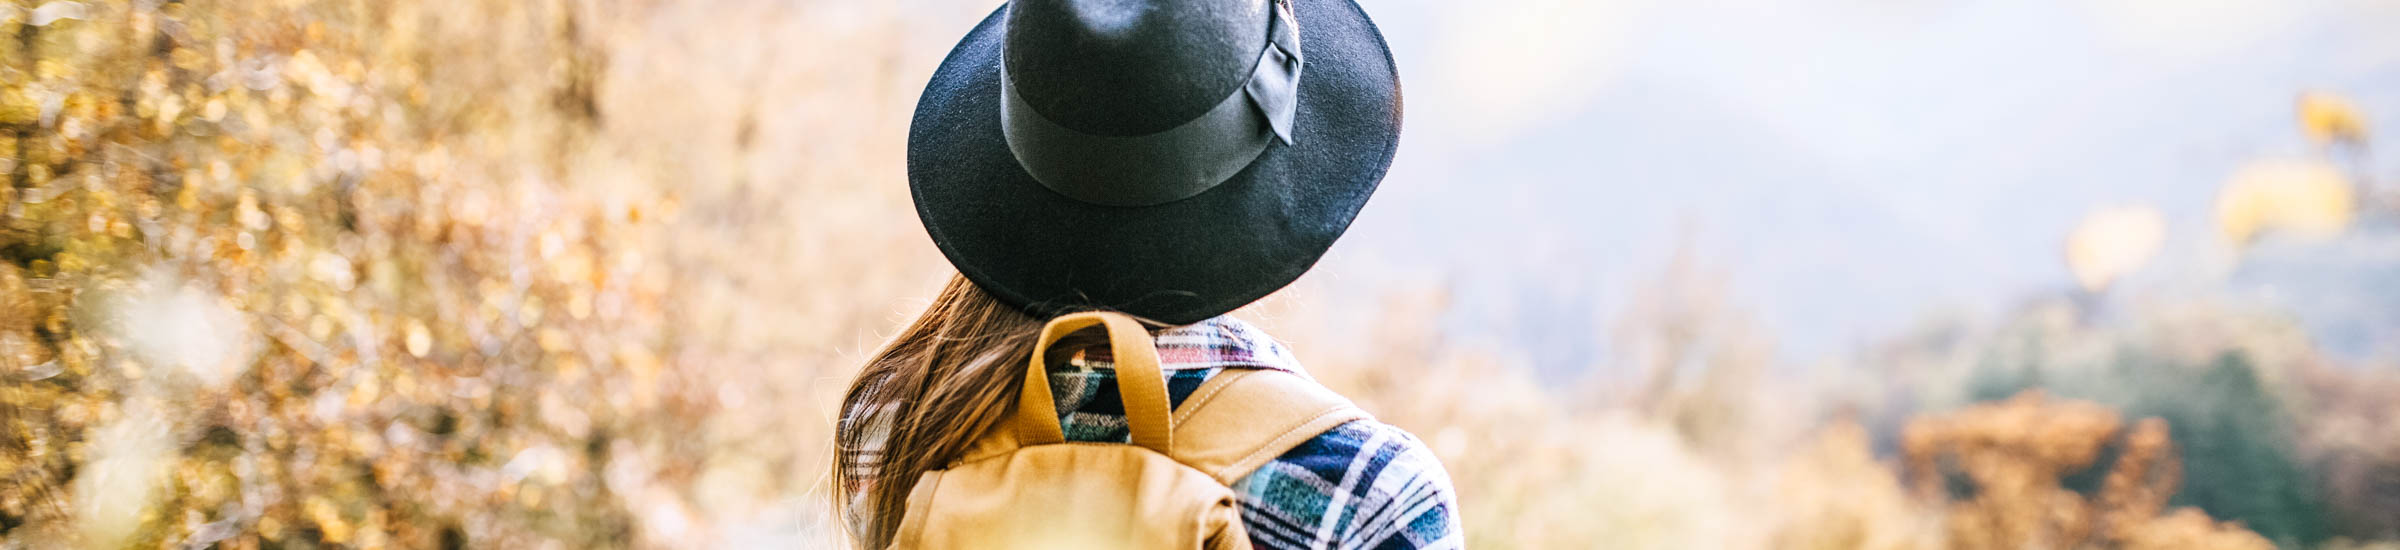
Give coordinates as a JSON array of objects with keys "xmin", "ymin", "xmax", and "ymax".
[
  {"xmin": 2294, "ymin": 364, "xmax": 2400, "ymax": 540},
  {"xmin": 1771, "ymin": 418, "xmax": 1943, "ymax": 550},
  {"xmin": 2118, "ymin": 354, "xmax": 2328, "ymax": 548},
  {"xmin": 1966, "ymin": 352, "xmax": 2330, "ymax": 547},
  {"xmin": 1604, "ymin": 244, "xmax": 1775, "ymax": 462},
  {"xmin": 0, "ymin": 0, "xmax": 674, "ymax": 547},
  {"xmin": 1902, "ymin": 390, "xmax": 2277, "ymax": 550}
]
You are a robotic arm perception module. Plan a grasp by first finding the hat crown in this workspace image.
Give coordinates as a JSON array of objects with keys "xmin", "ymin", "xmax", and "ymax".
[{"xmin": 1004, "ymin": 0, "xmax": 1271, "ymax": 136}]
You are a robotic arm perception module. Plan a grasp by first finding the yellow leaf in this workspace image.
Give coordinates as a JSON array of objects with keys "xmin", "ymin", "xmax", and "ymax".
[
  {"xmin": 2215, "ymin": 159, "xmax": 2355, "ymax": 246},
  {"xmin": 2298, "ymin": 92, "xmax": 2369, "ymax": 145}
]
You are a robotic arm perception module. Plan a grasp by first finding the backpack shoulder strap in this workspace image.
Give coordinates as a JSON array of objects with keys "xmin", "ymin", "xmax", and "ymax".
[
  {"xmin": 952, "ymin": 311, "xmax": 1173, "ymax": 468},
  {"xmin": 1169, "ymin": 368, "xmax": 1373, "ymax": 485}
]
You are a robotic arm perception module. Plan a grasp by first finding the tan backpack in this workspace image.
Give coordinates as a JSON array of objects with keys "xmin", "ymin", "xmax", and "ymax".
[{"xmin": 887, "ymin": 311, "xmax": 1370, "ymax": 549}]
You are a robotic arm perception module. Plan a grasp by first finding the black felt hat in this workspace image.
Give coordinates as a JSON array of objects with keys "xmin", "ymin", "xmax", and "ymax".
[{"xmin": 907, "ymin": 0, "xmax": 1401, "ymax": 325}]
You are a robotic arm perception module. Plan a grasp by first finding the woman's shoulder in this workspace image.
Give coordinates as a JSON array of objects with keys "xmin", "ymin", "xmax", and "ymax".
[
  {"xmin": 1233, "ymin": 416, "xmax": 1463, "ymax": 549},
  {"xmin": 1270, "ymin": 417, "xmax": 1445, "ymax": 475}
]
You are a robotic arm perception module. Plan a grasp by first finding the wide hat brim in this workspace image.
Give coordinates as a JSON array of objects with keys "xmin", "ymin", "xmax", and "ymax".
[{"xmin": 907, "ymin": 0, "xmax": 1401, "ymax": 325}]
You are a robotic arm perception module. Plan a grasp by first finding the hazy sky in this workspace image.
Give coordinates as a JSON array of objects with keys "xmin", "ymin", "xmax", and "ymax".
[{"xmin": 1308, "ymin": 0, "xmax": 2400, "ymax": 369}]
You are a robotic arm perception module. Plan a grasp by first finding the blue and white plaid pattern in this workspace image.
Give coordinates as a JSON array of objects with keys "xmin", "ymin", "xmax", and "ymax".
[{"xmin": 1042, "ymin": 316, "xmax": 1464, "ymax": 550}]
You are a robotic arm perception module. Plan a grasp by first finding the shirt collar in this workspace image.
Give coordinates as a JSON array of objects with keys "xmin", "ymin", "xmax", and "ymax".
[{"xmin": 1064, "ymin": 315, "xmax": 1303, "ymax": 373}]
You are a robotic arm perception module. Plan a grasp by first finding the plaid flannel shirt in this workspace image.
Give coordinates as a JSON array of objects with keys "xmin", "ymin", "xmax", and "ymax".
[{"xmin": 843, "ymin": 316, "xmax": 1463, "ymax": 549}]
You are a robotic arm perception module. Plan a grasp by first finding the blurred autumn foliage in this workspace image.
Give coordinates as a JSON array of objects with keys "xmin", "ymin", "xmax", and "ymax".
[
  {"xmin": 1902, "ymin": 391, "xmax": 2272, "ymax": 550},
  {"xmin": 2, "ymin": 0, "xmax": 2398, "ymax": 549},
  {"xmin": 1, "ymin": 0, "xmax": 679, "ymax": 547}
]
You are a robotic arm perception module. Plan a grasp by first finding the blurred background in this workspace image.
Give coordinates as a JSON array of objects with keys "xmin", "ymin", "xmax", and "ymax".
[{"xmin": 2, "ymin": 0, "xmax": 2398, "ymax": 548}]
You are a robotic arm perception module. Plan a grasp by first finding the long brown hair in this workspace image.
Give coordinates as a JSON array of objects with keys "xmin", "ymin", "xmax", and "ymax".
[{"xmin": 832, "ymin": 274, "xmax": 1048, "ymax": 548}]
